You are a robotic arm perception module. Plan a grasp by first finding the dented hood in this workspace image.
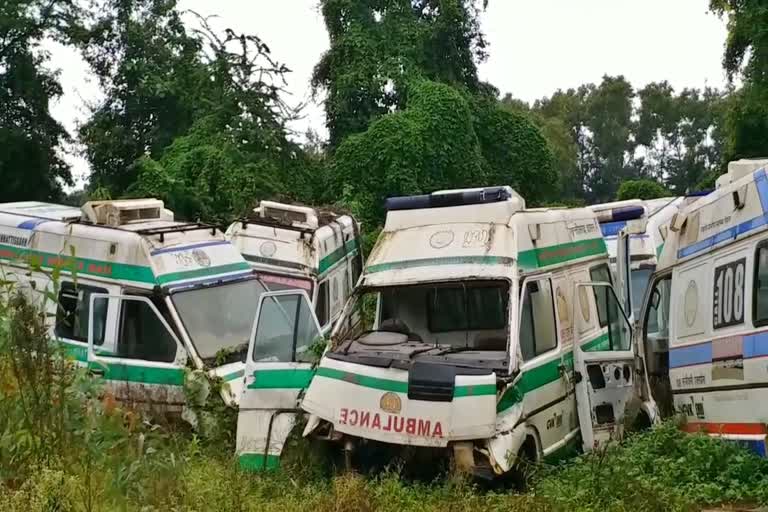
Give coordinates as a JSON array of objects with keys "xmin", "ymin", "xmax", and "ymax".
[
  {"xmin": 363, "ymin": 223, "xmax": 516, "ymax": 287},
  {"xmin": 301, "ymin": 356, "xmax": 498, "ymax": 447}
]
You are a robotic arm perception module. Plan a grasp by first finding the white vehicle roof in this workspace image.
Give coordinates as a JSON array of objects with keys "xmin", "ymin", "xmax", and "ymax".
[
  {"xmin": 362, "ymin": 186, "xmax": 607, "ymax": 287},
  {"xmin": 0, "ymin": 199, "xmax": 251, "ymax": 290},
  {"xmin": 591, "ymin": 197, "xmax": 687, "ymax": 263},
  {"xmin": 225, "ymin": 201, "xmax": 361, "ymax": 279},
  {"xmin": 658, "ymin": 158, "xmax": 768, "ymax": 270}
]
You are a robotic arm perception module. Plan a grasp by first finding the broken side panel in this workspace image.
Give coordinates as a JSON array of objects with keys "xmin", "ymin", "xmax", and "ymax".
[
  {"xmin": 573, "ymin": 283, "xmax": 636, "ymax": 451},
  {"xmin": 236, "ymin": 290, "xmax": 321, "ymax": 471}
]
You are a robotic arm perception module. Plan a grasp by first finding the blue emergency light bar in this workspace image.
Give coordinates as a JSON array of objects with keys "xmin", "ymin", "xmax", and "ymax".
[
  {"xmin": 385, "ymin": 186, "xmax": 514, "ymax": 211},
  {"xmin": 686, "ymin": 189, "xmax": 712, "ymax": 198},
  {"xmin": 595, "ymin": 205, "xmax": 645, "ymax": 225}
]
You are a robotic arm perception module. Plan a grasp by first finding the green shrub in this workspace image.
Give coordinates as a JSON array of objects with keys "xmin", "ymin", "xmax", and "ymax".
[
  {"xmin": 616, "ymin": 179, "xmax": 670, "ymax": 201},
  {"xmin": 534, "ymin": 422, "xmax": 768, "ymax": 511}
]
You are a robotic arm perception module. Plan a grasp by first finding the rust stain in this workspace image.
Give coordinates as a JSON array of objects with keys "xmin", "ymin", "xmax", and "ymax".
[
  {"xmin": 485, "ymin": 223, "xmax": 496, "ymax": 254},
  {"xmin": 366, "ymin": 231, "xmax": 392, "ymax": 262}
]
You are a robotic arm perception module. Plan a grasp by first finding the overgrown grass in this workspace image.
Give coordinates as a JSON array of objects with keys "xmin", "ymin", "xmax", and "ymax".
[
  {"xmin": 2, "ymin": 285, "xmax": 768, "ymax": 511},
  {"xmin": 534, "ymin": 422, "xmax": 768, "ymax": 511}
]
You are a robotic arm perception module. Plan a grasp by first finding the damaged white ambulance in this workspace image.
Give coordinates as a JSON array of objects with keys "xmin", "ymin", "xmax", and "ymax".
[
  {"xmin": 590, "ymin": 197, "xmax": 698, "ymax": 321},
  {"xmin": 236, "ymin": 186, "xmax": 658, "ymax": 475},
  {"xmin": 225, "ymin": 201, "xmax": 363, "ymax": 336},
  {"xmin": 0, "ymin": 199, "xmax": 266, "ymax": 409},
  {"xmin": 638, "ymin": 159, "xmax": 768, "ymax": 455}
]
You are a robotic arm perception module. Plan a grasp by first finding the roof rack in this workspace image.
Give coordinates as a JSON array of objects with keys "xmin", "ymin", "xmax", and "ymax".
[
  {"xmin": 237, "ymin": 215, "xmax": 315, "ymax": 236},
  {"xmin": 134, "ymin": 222, "xmax": 219, "ymax": 243}
]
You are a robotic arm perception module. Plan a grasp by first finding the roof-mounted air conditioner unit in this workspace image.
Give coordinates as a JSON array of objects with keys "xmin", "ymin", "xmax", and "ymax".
[
  {"xmin": 254, "ymin": 201, "xmax": 319, "ymax": 230},
  {"xmin": 81, "ymin": 199, "xmax": 166, "ymax": 227}
]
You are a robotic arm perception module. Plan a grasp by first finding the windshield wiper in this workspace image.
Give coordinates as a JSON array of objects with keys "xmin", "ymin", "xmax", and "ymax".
[
  {"xmin": 431, "ymin": 346, "xmax": 477, "ymax": 356},
  {"xmin": 408, "ymin": 346, "xmax": 442, "ymax": 359}
]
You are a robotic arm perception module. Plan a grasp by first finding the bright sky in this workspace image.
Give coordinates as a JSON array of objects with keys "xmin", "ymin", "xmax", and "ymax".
[{"xmin": 47, "ymin": 0, "xmax": 728, "ymax": 187}]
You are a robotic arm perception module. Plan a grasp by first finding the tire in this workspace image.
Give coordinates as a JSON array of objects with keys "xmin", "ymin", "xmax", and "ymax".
[{"xmin": 509, "ymin": 436, "xmax": 538, "ymax": 491}]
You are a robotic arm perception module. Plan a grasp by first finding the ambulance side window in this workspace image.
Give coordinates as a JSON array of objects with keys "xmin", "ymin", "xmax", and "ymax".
[
  {"xmin": 520, "ymin": 279, "xmax": 557, "ymax": 360},
  {"xmin": 316, "ymin": 281, "xmax": 329, "ymax": 327},
  {"xmin": 590, "ymin": 264, "xmax": 612, "ymax": 327},
  {"xmin": 754, "ymin": 244, "xmax": 768, "ymax": 326},
  {"xmin": 116, "ymin": 300, "xmax": 177, "ymax": 363},
  {"xmin": 55, "ymin": 282, "xmax": 107, "ymax": 346},
  {"xmin": 644, "ymin": 275, "xmax": 672, "ymax": 343}
]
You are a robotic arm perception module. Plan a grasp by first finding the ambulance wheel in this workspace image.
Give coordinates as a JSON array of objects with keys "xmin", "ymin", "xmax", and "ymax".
[
  {"xmin": 633, "ymin": 410, "xmax": 652, "ymax": 432},
  {"xmin": 510, "ymin": 436, "xmax": 538, "ymax": 490}
]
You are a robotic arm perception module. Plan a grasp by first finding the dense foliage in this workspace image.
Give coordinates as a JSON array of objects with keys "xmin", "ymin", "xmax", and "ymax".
[
  {"xmin": 312, "ymin": 0, "xmax": 487, "ymax": 148},
  {"xmin": 4, "ymin": 1, "xmax": 768, "ymax": 220},
  {"xmin": 315, "ymin": 0, "xmax": 555, "ymax": 223},
  {"xmin": 124, "ymin": 16, "xmax": 316, "ymax": 221},
  {"xmin": 331, "ymin": 80, "xmax": 555, "ymax": 228}
]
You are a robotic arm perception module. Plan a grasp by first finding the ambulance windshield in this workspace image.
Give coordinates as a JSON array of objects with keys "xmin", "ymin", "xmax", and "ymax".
[
  {"xmin": 333, "ymin": 280, "xmax": 510, "ymax": 365},
  {"xmin": 172, "ymin": 278, "xmax": 267, "ymax": 363},
  {"xmin": 173, "ymin": 276, "xmax": 314, "ymax": 363}
]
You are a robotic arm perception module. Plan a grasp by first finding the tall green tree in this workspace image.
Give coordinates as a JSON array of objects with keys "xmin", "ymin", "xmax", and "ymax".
[
  {"xmin": 635, "ymin": 83, "xmax": 724, "ymax": 193},
  {"xmin": 129, "ymin": 17, "xmax": 312, "ymax": 221},
  {"xmin": 0, "ymin": 0, "xmax": 78, "ymax": 201},
  {"xmin": 331, "ymin": 81, "xmax": 483, "ymax": 227},
  {"xmin": 526, "ymin": 77, "xmax": 635, "ymax": 202},
  {"xmin": 312, "ymin": 0, "xmax": 487, "ymax": 148},
  {"xmin": 710, "ymin": 0, "xmax": 768, "ymax": 160},
  {"xmin": 584, "ymin": 75, "xmax": 636, "ymax": 201},
  {"xmin": 77, "ymin": 0, "xmax": 209, "ymax": 195},
  {"xmin": 532, "ymin": 85, "xmax": 594, "ymax": 199},
  {"xmin": 501, "ymin": 95, "xmax": 579, "ymax": 201},
  {"xmin": 523, "ymin": 78, "xmax": 724, "ymax": 202}
]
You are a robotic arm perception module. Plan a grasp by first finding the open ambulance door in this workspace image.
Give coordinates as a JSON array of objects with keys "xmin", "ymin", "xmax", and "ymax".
[
  {"xmin": 573, "ymin": 283, "xmax": 636, "ymax": 452},
  {"xmin": 236, "ymin": 290, "xmax": 321, "ymax": 471},
  {"xmin": 616, "ymin": 219, "xmax": 647, "ymax": 325},
  {"xmin": 616, "ymin": 227, "xmax": 633, "ymax": 325}
]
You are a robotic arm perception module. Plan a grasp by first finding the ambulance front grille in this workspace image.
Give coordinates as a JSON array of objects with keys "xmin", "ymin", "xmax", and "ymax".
[{"xmin": 407, "ymin": 362, "xmax": 456, "ymax": 402}]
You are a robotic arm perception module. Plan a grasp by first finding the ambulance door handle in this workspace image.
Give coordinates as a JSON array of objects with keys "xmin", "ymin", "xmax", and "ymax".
[
  {"xmin": 89, "ymin": 367, "xmax": 105, "ymax": 377},
  {"xmin": 573, "ymin": 371, "xmax": 583, "ymax": 384}
]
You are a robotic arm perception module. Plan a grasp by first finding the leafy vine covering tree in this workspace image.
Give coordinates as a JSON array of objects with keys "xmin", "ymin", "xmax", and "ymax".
[{"xmin": 315, "ymin": 0, "xmax": 556, "ymax": 223}]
